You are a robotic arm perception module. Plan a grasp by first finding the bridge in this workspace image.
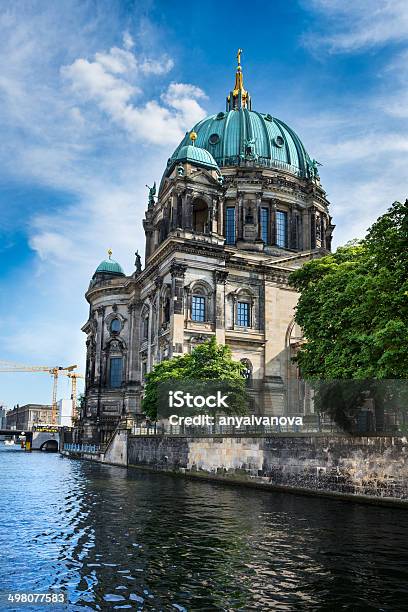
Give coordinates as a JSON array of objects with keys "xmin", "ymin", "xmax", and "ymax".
[{"xmin": 0, "ymin": 428, "xmax": 60, "ymax": 451}]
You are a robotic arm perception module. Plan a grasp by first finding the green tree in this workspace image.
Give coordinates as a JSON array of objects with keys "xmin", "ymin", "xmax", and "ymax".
[
  {"xmin": 289, "ymin": 200, "xmax": 408, "ymax": 429},
  {"xmin": 142, "ymin": 337, "xmax": 248, "ymax": 420}
]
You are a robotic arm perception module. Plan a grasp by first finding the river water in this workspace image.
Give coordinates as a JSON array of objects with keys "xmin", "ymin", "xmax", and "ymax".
[{"xmin": 1, "ymin": 445, "xmax": 408, "ymax": 611}]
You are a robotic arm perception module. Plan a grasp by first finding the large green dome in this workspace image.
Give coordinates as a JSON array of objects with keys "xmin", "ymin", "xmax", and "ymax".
[
  {"xmin": 166, "ymin": 53, "xmax": 316, "ymax": 180},
  {"xmin": 169, "ymin": 109, "xmax": 312, "ymax": 178}
]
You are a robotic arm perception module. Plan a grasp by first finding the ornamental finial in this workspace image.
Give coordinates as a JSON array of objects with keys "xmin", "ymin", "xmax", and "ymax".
[
  {"xmin": 108, "ymin": 248, "xmax": 113, "ymax": 259},
  {"xmin": 226, "ymin": 49, "xmax": 251, "ymax": 111}
]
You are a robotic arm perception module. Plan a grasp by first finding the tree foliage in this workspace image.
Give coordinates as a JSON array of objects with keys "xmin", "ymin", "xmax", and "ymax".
[
  {"xmin": 289, "ymin": 200, "xmax": 408, "ymax": 379},
  {"xmin": 289, "ymin": 200, "xmax": 408, "ymax": 429},
  {"xmin": 141, "ymin": 337, "xmax": 248, "ymax": 420}
]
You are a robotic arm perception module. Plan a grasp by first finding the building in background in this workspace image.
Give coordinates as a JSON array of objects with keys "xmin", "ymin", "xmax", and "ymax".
[
  {"xmin": 78, "ymin": 53, "xmax": 334, "ymax": 443},
  {"xmin": 0, "ymin": 405, "xmax": 7, "ymax": 429},
  {"xmin": 0, "ymin": 405, "xmax": 8, "ymax": 440},
  {"xmin": 57, "ymin": 399, "xmax": 73, "ymax": 428},
  {"xmin": 6, "ymin": 404, "xmax": 52, "ymax": 430}
]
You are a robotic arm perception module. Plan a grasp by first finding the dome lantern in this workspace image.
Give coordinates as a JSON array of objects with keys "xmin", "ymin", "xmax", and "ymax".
[{"xmin": 226, "ymin": 48, "xmax": 251, "ymax": 111}]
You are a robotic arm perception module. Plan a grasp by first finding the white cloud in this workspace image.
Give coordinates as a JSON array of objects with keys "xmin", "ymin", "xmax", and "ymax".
[
  {"xmin": 0, "ymin": 5, "xmax": 207, "ymax": 405},
  {"xmin": 295, "ymin": 0, "xmax": 408, "ymax": 247},
  {"xmin": 94, "ymin": 47, "xmax": 138, "ymax": 74},
  {"xmin": 61, "ymin": 40, "xmax": 204, "ymax": 145},
  {"xmin": 123, "ymin": 31, "xmax": 135, "ymax": 51},
  {"xmin": 139, "ymin": 57, "xmax": 175, "ymax": 75},
  {"xmin": 304, "ymin": 0, "xmax": 408, "ymax": 52}
]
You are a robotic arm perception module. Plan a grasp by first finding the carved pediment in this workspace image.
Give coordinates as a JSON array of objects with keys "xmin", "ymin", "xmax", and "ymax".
[{"xmin": 187, "ymin": 169, "xmax": 222, "ymax": 188}]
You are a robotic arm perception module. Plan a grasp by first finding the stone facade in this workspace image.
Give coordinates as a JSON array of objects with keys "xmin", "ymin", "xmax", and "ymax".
[
  {"xmin": 127, "ymin": 434, "xmax": 408, "ymax": 503},
  {"xmin": 78, "ymin": 61, "xmax": 334, "ymax": 444},
  {"xmin": 6, "ymin": 404, "xmax": 52, "ymax": 430}
]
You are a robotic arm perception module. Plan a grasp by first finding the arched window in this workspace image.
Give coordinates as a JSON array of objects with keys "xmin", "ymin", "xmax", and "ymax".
[
  {"xmin": 106, "ymin": 338, "xmax": 124, "ymax": 389},
  {"xmin": 110, "ymin": 318, "xmax": 121, "ymax": 333},
  {"xmin": 189, "ymin": 282, "xmax": 212, "ymax": 323},
  {"xmin": 231, "ymin": 288, "xmax": 254, "ymax": 329},
  {"xmin": 109, "ymin": 357, "xmax": 123, "ymax": 388},
  {"xmin": 193, "ymin": 199, "xmax": 208, "ymax": 233}
]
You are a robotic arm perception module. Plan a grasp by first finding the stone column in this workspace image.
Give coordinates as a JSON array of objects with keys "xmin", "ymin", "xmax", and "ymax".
[
  {"xmin": 218, "ymin": 196, "xmax": 224, "ymax": 236},
  {"xmin": 95, "ymin": 306, "xmax": 105, "ymax": 420},
  {"xmin": 169, "ymin": 193, "xmax": 176, "ymax": 230},
  {"xmin": 170, "ymin": 262, "xmax": 187, "ymax": 356},
  {"xmin": 183, "ymin": 190, "xmax": 193, "ymax": 230},
  {"xmin": 127, "ymin": 300, "xmax": 140, "ymax": 385},
  {"xmin": 237, "ymin": 192, "xmax": 244, "ymax": 240},
  {"xmin": 154, "ymin": 276, "xmax": 163, "ymax": 362},
  {"xmin": 147, "ymin": 299, "xmax": 153, "ymax": 371},
  {"xmin": 176, "ymin": 193, "xmax": 183, "ymax": 228},
  {"xmin": 210, "ymin": 197, "xmax": 217, "ymax": 234},
  {"xmin": 289, "ymin": 205, "xmax": 296, "ymax": 249},
  {"xmin": 214, "ymin": 270, "xmax": 228, "ymax": 343},
  {"xmin": 310, "ymin": 209, "xmax": 316, "ymax": 249},
  {"xmin": 256, "ymin": 193, "xmax": 262, "ymax": 241},
  {"xmin": 144, "ymin": 227, "xmax": 153, "ymax": 260},
  {"xmin": 184, "ymin": 286, "xmax": 191, "ymax": 323},
  {"xmin": 271, "ymin": 200, "xmax": 277, "ymax": 246},
  {"xmin": 298, "ymin": 212, "xmax": 303, "ymax": 250},
  {"xmin": 94, "ymin": 307, "xmax": 105, "ymax": 385}
]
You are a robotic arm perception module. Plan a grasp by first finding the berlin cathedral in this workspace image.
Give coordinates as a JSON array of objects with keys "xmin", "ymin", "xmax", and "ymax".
[{"xmin": 78, "ymin": 52, "xmax": 334, "ymax": 443}]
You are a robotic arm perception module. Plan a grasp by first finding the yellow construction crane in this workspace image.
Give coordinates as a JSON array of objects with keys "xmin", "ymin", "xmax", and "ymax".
[
  {"xmin": 67, "ymin": 371, "xmax": 84, "ymax": 420},
  {"xmin": 0, "ymin": 361, "xmax": 77, "ymax": 424}
]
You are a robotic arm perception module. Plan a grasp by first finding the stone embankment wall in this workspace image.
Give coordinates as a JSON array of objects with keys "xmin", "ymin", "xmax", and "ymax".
[{"xmin": 127, "ymin": 434, "xmax": 408, "ymax": 504}]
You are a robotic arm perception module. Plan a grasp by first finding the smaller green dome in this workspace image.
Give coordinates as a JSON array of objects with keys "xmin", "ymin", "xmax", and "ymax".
[
  {"xmin": 170, "ymin": 144, "xmax": 220, "ymax": 173},
  {"xmin": 95, "ymin": 257, "xmax": 125, "ymax": 276}
]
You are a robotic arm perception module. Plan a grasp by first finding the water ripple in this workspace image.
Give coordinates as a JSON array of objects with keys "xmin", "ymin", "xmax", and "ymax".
[{"xmin": 1, "ymin": 445, "xmax": 408, "ymax": 610}]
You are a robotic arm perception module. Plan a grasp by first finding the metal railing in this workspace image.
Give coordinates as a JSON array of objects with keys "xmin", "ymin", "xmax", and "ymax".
[
  {"xmin": 63, "ymin": 443, "xmax": 101, "ymax": 454},
  {"xmin": 130, "ymin": 418, "xmax": 342, "ymax": 437},
  {"xmin": 131, "ymin": 426, "xmax": 162, "ymax": 436},
  {"xmin": 216, "ymin": 155, "xmax": 305, "ymax": 177}
]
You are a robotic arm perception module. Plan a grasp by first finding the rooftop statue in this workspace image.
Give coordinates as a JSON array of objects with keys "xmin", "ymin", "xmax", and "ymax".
[
  {"xmin": 134, "ymin": 250, "xmax": 142, "ymax": 274},
  {"xmin": 146, "ymin": 182, "xmax": 156, "ymax": 207}
]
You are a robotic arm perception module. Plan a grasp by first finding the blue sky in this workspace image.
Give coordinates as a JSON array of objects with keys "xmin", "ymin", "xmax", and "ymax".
[{"xmin": 0, "ymin": 0, "xmax": 407, "ymax": 407}]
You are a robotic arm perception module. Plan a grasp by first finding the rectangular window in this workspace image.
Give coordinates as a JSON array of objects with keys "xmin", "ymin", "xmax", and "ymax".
[
  {"xmin": 261, "ymin": 207, "xmax": 269, "ymax": 243},
  {"xmin": 276, "ymin": 210, "xmax": 288, "ymax": 248},
  {"xmin": 109, "ymin": 357, "xmax": 123, "ymax": 388},
  {"xmin": 226, "ymin": 207, "xmax": 236, "ymax": 245},
  {"xmin": 191, "ymin": 295, "xmax": 206, "ymax": 322},
  {"xmin": 237, "ymin": 301, "xmax": 250, "ymax": 327}
]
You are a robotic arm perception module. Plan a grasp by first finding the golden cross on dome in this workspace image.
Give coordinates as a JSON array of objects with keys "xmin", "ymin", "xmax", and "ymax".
[{"xmin": 227, "ymin": 49, "xmax": 251, "ymax": 110}]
